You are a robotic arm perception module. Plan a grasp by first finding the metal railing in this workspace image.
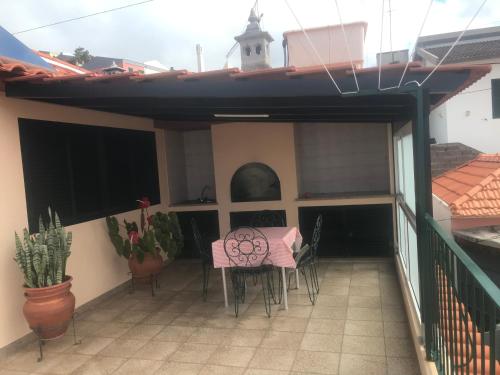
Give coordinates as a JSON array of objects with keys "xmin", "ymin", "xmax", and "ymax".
[{"xmin": 424, "ymin": 214, "xmax": 500, "ymax": 374}]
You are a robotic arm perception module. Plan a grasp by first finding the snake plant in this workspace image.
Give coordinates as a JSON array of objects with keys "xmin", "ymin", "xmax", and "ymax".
[{"xmin": 14, "ymin": 209, "xmax": 72, "ymax": 288}]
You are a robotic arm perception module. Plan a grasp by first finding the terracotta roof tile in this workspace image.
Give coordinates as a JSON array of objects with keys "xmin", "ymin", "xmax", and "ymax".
[{"xmin": 432, "ymin": 153, "xmax": 500, "ymax": 217}]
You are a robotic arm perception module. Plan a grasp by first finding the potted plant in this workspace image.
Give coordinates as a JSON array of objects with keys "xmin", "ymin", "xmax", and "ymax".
[
  {"xmin": 106, "ymin": 197, "xmax": 183, "ymax": 280},
  {"xmin": 14, "ymin": 209, "xmax": 74, "ymax": 340}
]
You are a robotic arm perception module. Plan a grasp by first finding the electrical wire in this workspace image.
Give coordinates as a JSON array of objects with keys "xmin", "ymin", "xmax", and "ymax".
[
  {"xmin": 13, "ymin": 0, "xmax": 156, "ymax": 35},
  {"xmin": 405, "ymin": 0, "xmax": 489, "ymax": 88},
  {"xmin": 284, "ymin": 0, "xmax": 343, "ymax": 94},
  {"xmin": 397, "ymin": 0, "xmax": 434, "ymax": 88},
  {"xmin": 333, "ymin": 0, "xmax": 360, "ymax": 93}
]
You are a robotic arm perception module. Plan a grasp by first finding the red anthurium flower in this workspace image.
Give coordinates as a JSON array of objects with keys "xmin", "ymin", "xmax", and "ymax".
[
  {"xmin": 138, "ymin": 197, "xmax": 151, "ymax": 209},
  {"xmin": 128, "ymin": 231, "xmax": 139, "ymax": 245}
]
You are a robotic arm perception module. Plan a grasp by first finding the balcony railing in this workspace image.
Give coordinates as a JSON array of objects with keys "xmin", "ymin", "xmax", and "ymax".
[{"xmin": 424, "ymin": 214, "xmax": 500, "ymax": 374}]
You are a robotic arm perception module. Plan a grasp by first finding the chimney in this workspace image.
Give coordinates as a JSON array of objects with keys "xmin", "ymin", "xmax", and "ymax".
[{"xmin": 196, "ymin": 44, "xmax": 205, "ymax": 72}]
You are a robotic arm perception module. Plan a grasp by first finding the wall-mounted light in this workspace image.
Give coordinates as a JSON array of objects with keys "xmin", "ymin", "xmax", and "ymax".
[{"xmin": 213, "ymin": 114, "xmax": 270, "ymax": 118}]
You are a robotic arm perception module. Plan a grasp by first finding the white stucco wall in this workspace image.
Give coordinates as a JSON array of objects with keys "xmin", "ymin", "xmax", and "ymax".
[
  {"xmin": 432, "ymin": 194, "xmax": 452, "ymax": 234},
  {"xmin": 429, "ymin": 62, "xmax": 500, "ymax": 153}
]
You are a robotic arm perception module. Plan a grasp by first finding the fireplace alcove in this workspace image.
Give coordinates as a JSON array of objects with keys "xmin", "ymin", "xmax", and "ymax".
[{"xmin": 230, "ymin": 162, "xmax": 281, "ymax": 203}]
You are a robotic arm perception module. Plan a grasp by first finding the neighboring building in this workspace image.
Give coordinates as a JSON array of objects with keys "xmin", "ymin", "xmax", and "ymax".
[
  {"xmin": 432, "ymin": 153, "xmax": 500, "ymax": 233},
  {"xmin": 415, "ymin": 26, "xmax": 500, "ymax": 153},
  {"xmin": 376, "ymin": 49, "xmax": 409, "ymax": 66},
  {"xmin": 81, "ymin": 55, "xmax": 167, "ymax": 75},
  {"xmin": 36, "ymin": 51, "xmax": 90, "ymax": 76},
  {"xmin": 430, "ymin": 142, "xmax": 480, "ymax": 177},
  {"xmin": 283, "ymin": 22, "xmax": 367, "ymax": 68}
]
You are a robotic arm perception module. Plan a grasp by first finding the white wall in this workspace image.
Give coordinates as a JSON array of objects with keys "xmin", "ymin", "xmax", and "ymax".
[
  {"xmin": 432, "ymin": 195, "xmax": 452, "ymax": 234},
  {"xmin": 429, "ymin": 101, "xmax": 448, "ymax": 143},
  {"xmin": 429, "ymin": 62, "xmax": 500, "ymax": 153},
  {"xmin": 0, "ymin": 93, "xmax": 168, "ymax": 348}
]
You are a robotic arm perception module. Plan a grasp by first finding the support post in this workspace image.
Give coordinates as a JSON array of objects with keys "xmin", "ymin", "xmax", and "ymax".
[{"xmin": 412, "ymin": 87, "xmax": 434, "ymax": 360}]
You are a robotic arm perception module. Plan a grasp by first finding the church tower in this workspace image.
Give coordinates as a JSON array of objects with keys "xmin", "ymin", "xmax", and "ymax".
[{"xmin": 234, "ymin": 8, "xmax": 273, "ymax": 71}]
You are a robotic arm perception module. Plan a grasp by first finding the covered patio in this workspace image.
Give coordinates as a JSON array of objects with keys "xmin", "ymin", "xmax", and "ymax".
[{"xmin": 0, "ymin": 258, "xmax": 418, "ymax": 375}]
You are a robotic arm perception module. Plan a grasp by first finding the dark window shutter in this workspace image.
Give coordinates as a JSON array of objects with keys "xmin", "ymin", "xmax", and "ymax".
[{"xmin": 492, "ymin": 79, "xmax": 500, "ymax": 119}]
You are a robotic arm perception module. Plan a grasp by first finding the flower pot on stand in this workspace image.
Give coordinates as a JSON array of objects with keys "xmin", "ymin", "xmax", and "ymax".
[
  {"xmin": 23, "ymin": 276, "xmax": 75, "ymax": 340},
  {"xmin": 128, "ymin": 252, "xmax": 163, "ymax": 295}
]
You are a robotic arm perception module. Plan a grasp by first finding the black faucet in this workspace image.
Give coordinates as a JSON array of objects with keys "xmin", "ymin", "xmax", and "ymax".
[{"xmin": 200, "ymin": 185, "xmax": 211, "ymax": 203}]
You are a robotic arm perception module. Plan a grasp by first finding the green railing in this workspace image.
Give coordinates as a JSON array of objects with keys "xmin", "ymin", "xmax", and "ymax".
[{"xmin": 424, "ymin": 214, "xmax": 500, "ymax": 375}]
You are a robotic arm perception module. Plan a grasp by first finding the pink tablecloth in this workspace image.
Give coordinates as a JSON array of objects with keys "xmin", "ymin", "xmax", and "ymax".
[{"xmin": 211, "ymin": 227, "xmax": 302, "ymax": 269}]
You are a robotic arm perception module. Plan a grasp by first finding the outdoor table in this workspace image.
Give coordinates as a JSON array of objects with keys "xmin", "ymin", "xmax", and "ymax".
[{"xmin": 212, "ymin": 226, "xmax": 302, "ymax": 310}]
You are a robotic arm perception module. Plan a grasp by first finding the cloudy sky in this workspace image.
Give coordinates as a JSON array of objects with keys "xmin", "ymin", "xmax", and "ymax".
[{"xmin": 2, "ymin": 0, "xmax": 499, "ymax": 71}]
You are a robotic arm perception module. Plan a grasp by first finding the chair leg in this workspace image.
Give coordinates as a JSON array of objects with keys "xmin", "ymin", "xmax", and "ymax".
[
  {"xmin": 230, "ymin": 272, "xmax": 241, "ymax": 317},
  {"xmin": 302, "ymin": 264, "xmax": 317, "ymax": 305},
  {"xmin": 201, "ymin": 263, "xmax": 209, "ymax": 301},
  {"xmin": 311, "ymin": 261, "xmax": 320, "ymax": 294},
  {"xmin": 261, "ymin": 272, "xmax": 272, "ymax": 318}
]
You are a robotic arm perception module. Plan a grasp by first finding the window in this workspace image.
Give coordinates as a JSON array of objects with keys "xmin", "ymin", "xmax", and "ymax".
[
  {"xmin": 255, "ymin": 44, "xmax": 262, "ymax": 55},
  {"xmin": 492, "ymin": 79, "xmax": 500, "ymax": 118},
  {"xmin": 245, "ymin": 46, "xmax": 251, "ymax": 56},
  {"xmin": 18, "ymin": 119, "xmax": 160, "ymax": 232}
]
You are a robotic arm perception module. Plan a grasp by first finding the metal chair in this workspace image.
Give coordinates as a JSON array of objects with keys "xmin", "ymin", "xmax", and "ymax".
[
  {"xmin": 191, "ymin": 218, "xmax": 212, "ymax": 301},
  {"xmin": 250, "ymin": 210, "xmax": 285, "ymax": 227},
  {"xmin": 309, "ymin": 214, "xmax": 323, "ymax": 293},
  {"xmin": 223, "ymin": 227, "xmax": 275, "ymax": 317},
  {"xmin": 293, "ymin": 244, "xmax": 318, "ymax": 304}
]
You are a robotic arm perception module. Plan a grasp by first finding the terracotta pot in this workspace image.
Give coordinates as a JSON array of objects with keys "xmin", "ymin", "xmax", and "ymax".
[
  {"xmin": 128, "ymin": 252, "xmax": 163, "ymax": 280},
  {"xmin": 23, "ymin": 276, "xmax": 75, "ymax": 340}
]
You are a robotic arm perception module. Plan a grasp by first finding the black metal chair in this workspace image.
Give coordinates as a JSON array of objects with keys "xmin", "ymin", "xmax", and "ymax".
[
  {"xmin": 191, "ymin": 218, "xmax": 212, "ymax": 301},
  {"xmin": 250, "ymin": 210, "xmax": 285, "ymax": 227},
  {"xmin": 223, "ymin": 227, "xmax": 275, "ymax": 317},
  {"xmin": 293, "ymin": 244, "xmax": 318, "ymax": 304},
  {"xmin": 309, "ymin": 214, "xmax": 323, "ymax": 293}
]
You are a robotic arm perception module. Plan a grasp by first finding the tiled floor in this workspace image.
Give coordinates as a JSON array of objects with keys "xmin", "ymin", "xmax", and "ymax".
[{"xmin": 0, "ymin": 259, "xmax": 420, "ymax": 375}]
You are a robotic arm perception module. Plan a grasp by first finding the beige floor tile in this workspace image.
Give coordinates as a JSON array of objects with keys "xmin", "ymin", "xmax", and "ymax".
[
  {"xmin": 349, "ymin": 286, "xmax": 381, "ymax": 297},
  {"xmin": 132, "ymin": 340, "xmax": 180, "ymax": 360},
  {"xmin": 202, "ymin": 317, "xmax": 238, "ymax": 329},
  {"xmin": 82, "ymin": 309, "xmax": 122, "ymax": 323},
  {"xmin": 286, "ymin": 293, "xmax": 317, "ymax": 306},
  {"xmin": 249, "ymin": 348, "xmax": 296, "ymax": 371},
  {"xmin": 120, "ymin": 324, "xmax": 164, "ymax": 340},
  {"xmin": 141, "ymin": 310, "xmax": 179, "ymax": 325},
  {"xmin": 339, "ymin": 353, "xmax": 387, "ymax": 375},
  {"xmin": 71, "ymin": 355, "xmax": 126, "ymax": 374},
  {"xmin": 74, "ymin": 321, "xmax": 103, "ymax": 337},
  {"xmin": 4, "ymin": 350, "xmax": 62, "ymax": 373},
  {"xmin": 346, "ymin": 307, "xmax": 382, "ymax": 321},
  {"xmin": 114, "ymin": 310, "xmax": 150, "ymax": 324},
  {"xmin": 384, "ymin": 337, "xmax": 416, "ymax": 358},
  {"xmin": 208, "ymin": 346, "xmax": 256, "ymax": 367},
  {"xmin": 342, "ymin": 335, "xmax": 385, "ymax": 356},
  {"xmin": 65, "ymin": 337, "xmax": 115, "ymax": 355},
  {"xmin": 155, "ymin": 361, "xmax": 203, "ymax": 375},
  {"xmin": 349, "ymin": 277, "xmax": 379, "ymax": 287},
  {"xmin": 319, "ymin": 286, "xmax": 349, "ymax": 296},
  {"xmin": 387, "ymin": 356, "xmax": 420, "ymax": 375},
  {"xmin": 292, "ymin": 350, "xmax": 340, "ymax": 374},
  {"xmin": 353, "ymin": 263, "xmax": 380, "ymax": 271},
  {"xmin": 153, "ymin": 325, "xmax": 196, "ymax": 342},
  {"xmin": 43, "ymin": 353, "xmax": 93, "ymax": 374},
  {"xmin": 382, "ymin": 307, "xmax": 407, "ymax": 322},
  {"xmin": 160, "ymin": 301, "xmax": 193, "ymax": 313},
  {"xmin": 306, "ymin": 319, "xmax": 345, "ymax": 335},
  {"xmin": 260, "ymin": 330, "xmax": 304, "ymax": 350},
  {"xmin": 0, "ymin": 371, "xmax": 32, "ymax": 375},
  {"xmin": 91, "ymin": 322, "xmax": 134, "ymax": 338},
  {"xmin": 311, "ymin": 306, "xmax": 347, "ymax": 320},
  {"xmin": 113, "ymin": 358, "xmax": 163, "ymax": 375},
  {"xmin": 170, "ymin": 313, "xmax": 207, "ymax": 327},
  {"xmin": 344, "ymin": 320, "xmax": 384, "ymax": 337},
  {"xmin": 383, "ymin": 321, "xmax": 410, "ymax": 338},
  {"xmin": 199, "ymin": 364, "xmax": 245, "ymax": 375},
  {"xmin": 276, "ymin": 305, "xmax": 313, "ymax": 319},
  {"xmin": 300, "ymin": 333, "xmax": 342, "ymax": 353},
  {"xmin": 316, "ymin": 295, "xmax": 348, "ymax": 308},
  {"xmin": 348, "ymin": 295, "xmax": 381, "ymax": 308},
  {"xmin": 97, "ymin": 339, "xmax": 148, "ymax": 358},
  {"xmin": 271, "ymin": 317, "xmax": 309, "ymax": 332},
  {"xmin": 187, "ymin": 302, "xmax": 223, "ymax": 315},
  {"xmin": 187, "ymin": 327, "xmax": 231, "ymax": 345},
  {"xmin": 236, "ymin": 316, "xmax": 272, "ymax": 330},
  {"xmin": 222, "ymin": 329, "xmax": 265, "ymax": 347},
  {"xmin": 244, "ymin": 369, "xmax": 288, "ymax": 375},
  {"xmin": 170, "ymin": 343, "xmax": 218, "ymax": 364},
  {"xmin": 351, "ymin": 270, "xmax": 379, "ymax": 279}
]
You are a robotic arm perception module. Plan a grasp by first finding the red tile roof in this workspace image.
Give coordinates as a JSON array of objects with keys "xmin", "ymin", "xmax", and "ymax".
[{"xmin": 433, "ymin": 154, "xmax": 500, "ymax": 217}]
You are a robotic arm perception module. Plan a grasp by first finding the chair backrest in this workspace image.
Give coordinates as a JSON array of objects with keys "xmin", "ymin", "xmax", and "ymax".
[
  {"xmin": 311, "ymin": 214, "xmax": 323, "ymax": 257},
  {"xmin": 191, "ymin": 218, "xmax": 211, "ymax": 261},
  {"xmin": 250, "ymin": 210, "xmax": 284, "ymax": 227},
  {"xmin": 223, "ymin": 226, "xmax": 270, "ymax": 267},
  {"xmin": 295, "ymin": 244, "xmax": 313, "ymax": 268}
]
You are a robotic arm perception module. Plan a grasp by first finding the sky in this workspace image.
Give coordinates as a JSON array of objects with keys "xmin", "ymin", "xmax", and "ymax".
[{"xmin": 1, "ymin": 0, "xmax": 499, "ymax": 71}]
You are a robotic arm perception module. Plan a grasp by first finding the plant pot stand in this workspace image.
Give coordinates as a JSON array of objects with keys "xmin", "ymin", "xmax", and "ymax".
[
  {"xmin": 129, "ymin": 273, "xmax": 161, "ymax": 297},
  {"xmin": 33, "ymin": 314, "xmax": 81, "ymax": 362}
]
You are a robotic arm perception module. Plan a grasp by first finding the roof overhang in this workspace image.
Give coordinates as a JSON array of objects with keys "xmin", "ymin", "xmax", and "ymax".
[{"xmin": 3, "ymin": 63, "xmax": 490, "ymax": 125}]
